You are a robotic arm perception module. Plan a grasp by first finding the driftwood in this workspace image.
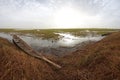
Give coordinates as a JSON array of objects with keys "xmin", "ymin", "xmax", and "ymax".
[{"xmin": 12, "ymin": 35, "xmax": 61, "ymax": 69}]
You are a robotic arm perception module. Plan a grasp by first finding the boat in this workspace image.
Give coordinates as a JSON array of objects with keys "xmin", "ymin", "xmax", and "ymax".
[{"xmin": 12, "ymin": 35, "xmax": 61, "ymax": 69}]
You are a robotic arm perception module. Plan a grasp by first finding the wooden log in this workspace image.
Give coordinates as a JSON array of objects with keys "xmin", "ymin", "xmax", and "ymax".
[{"xmin": 12, "ymin": 35, "xmax": 61, "ymax": 69}]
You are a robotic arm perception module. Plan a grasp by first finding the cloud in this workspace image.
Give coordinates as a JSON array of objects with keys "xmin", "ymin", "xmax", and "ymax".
[{"xmin": 0, "ymin": 0, "xmax": 120, "ymax": 29}]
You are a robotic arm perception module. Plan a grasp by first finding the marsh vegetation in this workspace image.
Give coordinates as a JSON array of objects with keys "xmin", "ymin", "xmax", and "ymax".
[
  {"xmin": 0, "ymin": 28, "xmax": 118, "ymax": 39},
  {"xmin": 0, "ymin": 28, "xmax": 119, "ymax": 56}
]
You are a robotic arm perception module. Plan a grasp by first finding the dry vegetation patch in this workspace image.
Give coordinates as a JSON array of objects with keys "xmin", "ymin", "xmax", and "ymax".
[{"xmin": 0, "ymin": 32, "xmax": 120, "ymax": 80}]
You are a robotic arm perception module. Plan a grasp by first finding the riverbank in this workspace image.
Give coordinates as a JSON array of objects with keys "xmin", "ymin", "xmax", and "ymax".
[{"xmin": 0, "ymin": 31, "xmax": 120, "ymax": 80}]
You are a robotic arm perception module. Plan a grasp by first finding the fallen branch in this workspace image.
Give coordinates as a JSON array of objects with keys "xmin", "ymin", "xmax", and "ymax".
[{"xmin": 13, "ymin": 35, "xmax": 61, "ymax": 69}]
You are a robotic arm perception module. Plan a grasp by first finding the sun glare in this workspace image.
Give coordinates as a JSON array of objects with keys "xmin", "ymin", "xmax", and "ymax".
[
  {"xmin": 54, "ymin": 7, "xmax": 100, "ymax": 28},
  {"xmin": 54, "ymin": 7, "xmax": 82, "ymax": 28}
]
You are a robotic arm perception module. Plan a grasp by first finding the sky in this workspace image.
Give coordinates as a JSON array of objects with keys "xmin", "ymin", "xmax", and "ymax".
[{"xmin": 0, "ymin": 0, "xmax": 120, "ymax": 29}]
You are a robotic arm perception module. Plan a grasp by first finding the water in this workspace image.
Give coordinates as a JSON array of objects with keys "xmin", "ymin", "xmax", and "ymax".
[
  {"xmin": 0, "ymin": 32, "xmax": 13, "ymax": 42},
  {"xmin": 56, "ymin": 33, "xmax": 103, "ymax": 47},
  {"xmin": 0, "ymin": 32, "xmax": 104, "ymax": 56}
]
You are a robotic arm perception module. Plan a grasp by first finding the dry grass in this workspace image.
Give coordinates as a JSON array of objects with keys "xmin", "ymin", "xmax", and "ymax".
[
  {"xmin": 0, "ymin": 31, "xmax": 120, "ymax": 80},
  {"xmin": 0, "ymin": 38, "xmax": 62, "ymax": 80}
]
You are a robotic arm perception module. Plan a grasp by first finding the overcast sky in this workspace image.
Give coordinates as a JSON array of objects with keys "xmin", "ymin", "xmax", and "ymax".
[{"xmin": 0, "ymin": 0, "xmax": 120, "ymax": 29}]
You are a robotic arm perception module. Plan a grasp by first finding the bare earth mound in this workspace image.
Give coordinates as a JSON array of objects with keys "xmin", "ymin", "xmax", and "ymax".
[{"xmin": 0, "ymin": 32, "xmax": 120, "ymax": 80}]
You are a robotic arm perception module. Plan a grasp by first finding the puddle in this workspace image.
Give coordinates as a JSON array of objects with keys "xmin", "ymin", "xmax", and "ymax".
[{"xmin": 0, "ymin": 32, "xmax": 104, "ymax": 56}]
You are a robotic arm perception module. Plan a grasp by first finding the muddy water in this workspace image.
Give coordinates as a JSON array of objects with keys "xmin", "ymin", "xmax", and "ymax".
[{"xmin": 0, "ymin": 32, "xmax": 104, "ymax": 56}]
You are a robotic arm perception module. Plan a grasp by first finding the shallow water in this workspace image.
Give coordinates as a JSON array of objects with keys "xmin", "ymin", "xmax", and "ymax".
[
  {"xmin": 0, "ymin": 32, "xmax": 104, "ymax": 56},
  {"xmin": 56, "ymin": 33, "xmax": 103, "ymax": 47}
]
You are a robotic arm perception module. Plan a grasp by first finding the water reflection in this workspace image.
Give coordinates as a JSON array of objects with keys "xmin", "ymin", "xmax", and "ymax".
[
  {"xmin": 56, "ymin": 33, "xmax": 103, "ymax": 47},
  {"xmin": 0, "ymin": 33, "xmax": 12, "ymax": 42},
  {"xmin": 0, "ymin": 32, "xmax": 104, "ymax": 56}
]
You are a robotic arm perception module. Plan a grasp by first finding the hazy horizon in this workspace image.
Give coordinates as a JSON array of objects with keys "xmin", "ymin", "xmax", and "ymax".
[{"xmin": 0, "ymin": 0, "xmax": 120, "ymax": 29}]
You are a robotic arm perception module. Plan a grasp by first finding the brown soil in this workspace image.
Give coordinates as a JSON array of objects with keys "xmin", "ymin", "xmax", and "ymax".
[{"xmin": 0, "ymin": 32, "xmax": 120, "ymax": 80}]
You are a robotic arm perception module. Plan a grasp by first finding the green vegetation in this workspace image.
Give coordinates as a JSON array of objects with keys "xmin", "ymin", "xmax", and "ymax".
[{"xmin": 0, "ymin": 28, "xmax": 119, "ymax": 39}]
